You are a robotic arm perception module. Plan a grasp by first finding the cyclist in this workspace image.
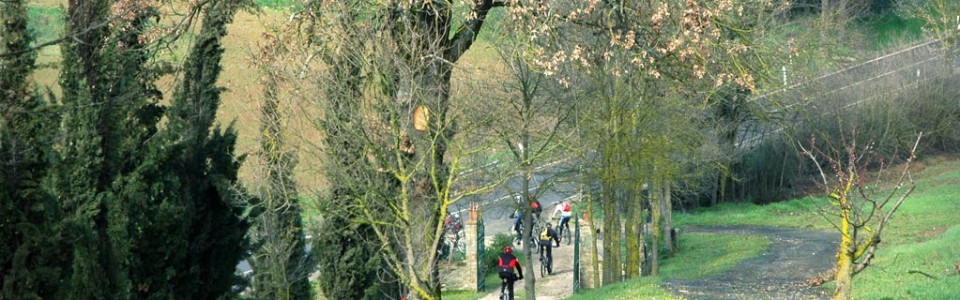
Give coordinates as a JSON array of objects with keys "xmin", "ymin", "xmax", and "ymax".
[
  {"xmin": 497, "ymin": 246, "xmax": 523, "ymax": 300},
  {"xmin": 538, "ymin": 223, "xmax": 560, "ymax": 271},
  {"xmin": 551, "ymin": 200, "xmax": 573, "ymax": 241},
  {"xmin": 444, "ymin": 213, "xmax": 462, "ymax": 233},
  {"xmin": 511, "ymin": 209, "xmax": 524, "ymax": 244},
  {"xmin": 529, "ymin": 195, "xmax": 543, "ymax": 220}
]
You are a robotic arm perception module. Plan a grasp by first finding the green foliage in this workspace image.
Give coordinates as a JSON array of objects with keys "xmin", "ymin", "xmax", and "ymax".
[
  {"xmin": 313, "ymin": 216, "xmax": 385, "ymax": 300},
  {"xmin": 40, "ymin": 0, "xmax": 253, "ymax": 298},
  {"xmin": 248, "ymin": 29, "xmax": 312, "ymax": 300},
  {"xmin": 483, "ymin": 233, "xmax": 515, "ymax": 273},
  {"xmin": 0, "ymin": 1, "xmax": 63, "ymax": 298},
  {"xmin": 734, "ymin": 72, "xmax": 960, "ymax": 204},
  {"xmin": 160, "ymin": 2, "xmax": 253, "ymax": 298},
  {"xmin": 52, "ymin": 0, "xmax": 136, "ymax": 298}
]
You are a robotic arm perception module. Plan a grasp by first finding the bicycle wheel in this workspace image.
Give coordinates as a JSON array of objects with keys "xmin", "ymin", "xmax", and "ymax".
[
  {"xmin": 564, "ymin": 229, "xmax": 571, "ymax": 245},
  {"xmin": 500, "ymin": 279, "xmax": 507, "ymax": 300},
  {"xmin": 547, "ymin": 256, "xmax": 552, "ymax": 274},
  {"xmin": 540, "ymin": 255, "xmax": 547, "ymax": 277}
]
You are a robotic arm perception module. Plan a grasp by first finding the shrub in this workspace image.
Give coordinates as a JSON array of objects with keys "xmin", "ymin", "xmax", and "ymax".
[{"xmin": 483, "ymin": 233, "xmax": 516, "ymax": 273}]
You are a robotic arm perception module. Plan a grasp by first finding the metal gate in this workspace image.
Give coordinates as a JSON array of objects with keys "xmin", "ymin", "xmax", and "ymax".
[
  {"xmin": 476, "ymin": 217, "xmax": 485, "ymax": 291},
  {"xmin": 573, "ymin": 215, "xmax": 580, "ymax": 293}
]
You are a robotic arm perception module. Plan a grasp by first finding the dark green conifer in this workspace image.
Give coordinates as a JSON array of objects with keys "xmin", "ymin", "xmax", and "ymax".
[
  {"xmin": 0, "ymin": 0, "xmax": 62, "ymax": 298},
  {"xmin": 162, "ymin": 1, "xmax": 253, "ymax": 298},
  {"xmin": 52, "ymin": 1, "xmax": 163, "ymax": 298}
]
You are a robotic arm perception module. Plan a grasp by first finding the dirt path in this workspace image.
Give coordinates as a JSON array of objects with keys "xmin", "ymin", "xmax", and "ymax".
[
  {"xmin": 662, "ymin": 226, "xmax": 839, "ymax": 300},
  {"xmin": 479, "ymin": 237, "xmax": 576, "ymax": 300}
]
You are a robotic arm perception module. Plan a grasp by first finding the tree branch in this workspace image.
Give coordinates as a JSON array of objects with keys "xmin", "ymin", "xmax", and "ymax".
[{"xmin": 444, "ymin": 0, "xmax": 500, "ymax": 62}]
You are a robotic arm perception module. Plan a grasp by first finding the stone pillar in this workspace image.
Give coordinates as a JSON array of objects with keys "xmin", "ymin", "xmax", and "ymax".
[
  {"xmin": 463, "ymin": 203, "xmax": 480, "ymax": 291},
  {"xmin": 579, "ymin": 210, "xmax": 599, "ymax": 289}
]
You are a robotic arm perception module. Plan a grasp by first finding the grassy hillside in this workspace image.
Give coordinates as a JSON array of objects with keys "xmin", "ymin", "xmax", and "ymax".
[{"xmin": 568, "ymin": 156, "xmax": 960, "ymax": 299}]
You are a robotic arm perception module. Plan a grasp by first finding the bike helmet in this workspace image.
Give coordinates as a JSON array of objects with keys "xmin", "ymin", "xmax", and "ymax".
[{"xmin": 504, "ymin": 246, "xmax": 513, "ymax": 254}]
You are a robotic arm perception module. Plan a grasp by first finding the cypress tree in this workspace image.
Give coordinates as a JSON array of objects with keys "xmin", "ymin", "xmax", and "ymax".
[
  {"xmin": 53, "ymin": 0, "xmax": 163, "ymax": 298},
  {"xmin": 162, "ymin": 1, "xmax": 252, "ymax": 298},
  {"xmin": 313, "ymin": 34, "xmax": 394, "ymax": 300},
  {"xmin": 0, "ymin": 0, "xmax": 63, "ymax": 298},
  {"xmin": 53, "ymin": 0, "xmax": 134, "ymax": 298}
]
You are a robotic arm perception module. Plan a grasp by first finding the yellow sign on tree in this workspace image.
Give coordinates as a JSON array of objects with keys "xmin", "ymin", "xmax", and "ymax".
[{"xmin": 414, "ymin": 105, "xmax": 429, "ymax": 132}]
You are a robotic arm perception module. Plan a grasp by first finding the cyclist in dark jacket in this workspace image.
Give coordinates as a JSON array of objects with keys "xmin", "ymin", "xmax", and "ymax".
[
  {"xmin": 498, "ymin": 246, "xmax": 523, "ymax": 300},
  {"xmin": 538, "ymin": 223, "xmax": 560, "ymax": 271}
]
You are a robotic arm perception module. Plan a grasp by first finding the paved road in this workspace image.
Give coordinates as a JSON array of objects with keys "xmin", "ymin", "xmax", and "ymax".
[{"xmin": 450, "ymin": 158, "xmax": 583, "ymax": 238}]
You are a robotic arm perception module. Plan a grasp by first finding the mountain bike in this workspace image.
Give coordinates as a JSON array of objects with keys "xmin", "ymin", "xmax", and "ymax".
[
  {"xmin": 552, "ymin": 216, "xmax": 572, "ymax": 245},
  {"xmin": 499, "ymin": 277, "xmax": 508, "ymax": 300},
  {"xmin": 539, "ymin": 245, "xmax": 552, "ymax": 276},
  {"xmin": 499, "ymin": 276, "xmax": 520, "ymax": 300}
]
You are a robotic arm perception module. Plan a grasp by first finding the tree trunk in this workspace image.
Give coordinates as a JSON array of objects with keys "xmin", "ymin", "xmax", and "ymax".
[
  {"xmin": 521, "ymin": 130, "xmax": 537, "ymax": 300},
  {"xmin": 623, "ymin": 185, "xmax": 640, "ymax": 279},
  {"xmin": 820, "ymin": 0, "xmax": 832, "ymax": 56},
  {"xmin": 600, "ymin": 158, "xmax": 622, "ymax": 285},
  {"xmin": 650, "ymin": 179, "xmax": 661, "ymax": 276},
  {"xmin": 711, "ymin": 172, "xmax": 719, "ymax": 207},
  {"xmin": 587, "ymin": 194, "xmax": 601, "ymax": 289},
  {"xmin": 662, "ymin": 183, "xmax": 674, "ymax": 256},
  {"xmin": 834, "ymin": 196, "xmax": 854, "ymax": 300}
]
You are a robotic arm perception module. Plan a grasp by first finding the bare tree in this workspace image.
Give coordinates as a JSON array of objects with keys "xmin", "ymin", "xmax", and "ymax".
[
  {"xmin": 302, "ymin": 1, "xmax": 505, "ymax": 298},
  {"xmin": 481, "ymin": 46, "xmax": 574, "ymax": 299},
  {"xmin": 799, "ymin": 128, "xmax": 921, "ymax": 300},
  {"xmin": 247, "ymin": 22, "xmax": 313, "ymax": 300}
]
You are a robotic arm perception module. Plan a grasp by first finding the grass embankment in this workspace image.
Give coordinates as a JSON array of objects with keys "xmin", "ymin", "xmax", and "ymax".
[{"xmin": 671, "ymin": 156, "xmax": 960, "ymax": 299}]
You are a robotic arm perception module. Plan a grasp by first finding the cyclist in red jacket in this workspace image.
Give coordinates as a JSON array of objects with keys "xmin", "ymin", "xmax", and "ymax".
[{"xmin": 498, "ymin": 246, "xmax": 524, "ymax": 300}]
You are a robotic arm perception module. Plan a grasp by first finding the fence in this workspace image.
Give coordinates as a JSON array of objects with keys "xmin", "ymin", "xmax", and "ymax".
[{"xmin": 738, "ymin": 39, "xmax": 953, "ymax": 150}]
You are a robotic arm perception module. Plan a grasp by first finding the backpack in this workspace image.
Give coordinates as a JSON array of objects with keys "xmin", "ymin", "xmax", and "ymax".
[
  {"xmin": 563, "ymin": 203, "xmax": 571, "ymax": 212},
  {"xmin": 540, "ymin": 227, "xmax": 551, "ymax": 241},
  {"xmin": 531, "ymin": 201, "xmax": 540, "ymax": 210}
]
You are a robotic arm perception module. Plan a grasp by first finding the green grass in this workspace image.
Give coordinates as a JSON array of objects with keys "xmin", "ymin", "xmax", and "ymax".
[
  {"xmin": 441, "ymin": 272, "xmax": 502, "ymax": 300},
  {"xmin": 675, "ymin": 196, "xmax": 832, "ymax": 230},
  {"xmin": 567, "ymin": 277, "xmax": 678, "ymax": 300},
  {"xmin": 661, "ymin": 234, "xmax": 771, "ymax": 280},
  {"xmin": 27, "ymin": 6, "xmax": 63, "ymax": 57},
  {"xmin": 863, "ymin": 13, "xmax": 925, "ymax": 50},
  {"xmin": 852, "ymin": 225, "xmax": 960, "ymax": 299},
  {"xmin": 254, "ymin": 0, "xmax": 298, "ymax": 9}
]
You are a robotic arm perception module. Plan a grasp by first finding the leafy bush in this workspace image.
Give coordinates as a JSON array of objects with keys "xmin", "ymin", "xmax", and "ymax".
[{"xmin": 483, "ymin": 233, "xmax": 516, "ymax": 273}]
